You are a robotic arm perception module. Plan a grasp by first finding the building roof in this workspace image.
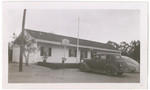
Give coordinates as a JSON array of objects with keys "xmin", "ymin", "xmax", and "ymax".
[{"xmin": 14, "ymin": 29, "xmax": 118, "ymax": 51}]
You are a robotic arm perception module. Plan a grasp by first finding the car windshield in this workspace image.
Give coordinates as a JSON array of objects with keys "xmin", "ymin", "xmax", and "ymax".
[
  {"xmin": 93, "ymin": 55, "xmax": 100, "ymax": 58},
  {"xmin": 114, "ymin": 55, "xmax": 122, "ymax": 59}
]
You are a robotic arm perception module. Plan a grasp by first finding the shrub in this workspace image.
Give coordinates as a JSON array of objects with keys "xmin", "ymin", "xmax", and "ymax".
[{"xmin": 37, "ymin": 62, "xmax": 79, "ymax": 69}]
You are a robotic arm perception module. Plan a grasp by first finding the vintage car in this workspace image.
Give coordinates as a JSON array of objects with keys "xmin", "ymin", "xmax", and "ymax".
[
  {"xmin": 79, "ymin": 54, "xmax": 128, "ymax": 76},
  {"xmin": 121, "ymin": 56, "xmax": 140, "ymax": 72}
]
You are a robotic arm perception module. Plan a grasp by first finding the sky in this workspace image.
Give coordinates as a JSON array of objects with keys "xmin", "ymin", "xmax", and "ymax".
[{"xmin": 4, "ymin": 9, "xmax": 140, "ymax": 44}]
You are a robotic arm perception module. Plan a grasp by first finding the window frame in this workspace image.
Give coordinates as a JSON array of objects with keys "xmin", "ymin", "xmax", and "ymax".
[
  {"xmin": 81, "ymin": 50, "xmax": 88, "ymax": 59},
  {"xmin": 69, "ymin": 48, "xmax": 77, "ymax": 57},
  {"xmin": 40, "ymin": 47, "xmax": 44, "ymax": 56}
]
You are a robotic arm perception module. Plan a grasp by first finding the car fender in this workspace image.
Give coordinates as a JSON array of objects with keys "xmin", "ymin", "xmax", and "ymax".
[{"xmin": 104, "ymin": 64, "xmax": 119, "ymax": 72}]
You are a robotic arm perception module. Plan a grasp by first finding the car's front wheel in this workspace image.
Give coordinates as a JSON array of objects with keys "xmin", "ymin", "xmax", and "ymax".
[{"xmin": 105, "ymin": 67, "xmax": 115, "ymax": 76}]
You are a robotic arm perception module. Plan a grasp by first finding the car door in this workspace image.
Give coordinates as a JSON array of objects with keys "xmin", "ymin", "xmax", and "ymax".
[
  {"xmin": 99, "ymin": 55, "xmax": 108, "ymax": 70},
  {"xmin": 91, "ymin": 54, "xmax": 104, "ymax": 70},
  {"xmin": 86, "ymin": 54, "xmax": 99, "ymax": 69}
]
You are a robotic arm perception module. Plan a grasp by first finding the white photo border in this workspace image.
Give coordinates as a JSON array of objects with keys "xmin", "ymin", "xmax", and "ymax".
[{"xmin": 2, "ymin": 1, "xmax": 148, "ymax": 89}]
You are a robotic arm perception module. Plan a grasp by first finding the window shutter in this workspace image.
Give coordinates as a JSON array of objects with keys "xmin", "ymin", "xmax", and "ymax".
[
  {"xmin": 69, "ymin": 49, "xmax": 71, "ymax": 57},
  {"xmin": 40, "ymin": 47, "xmax": 44, "ymax": 56},
  {"xmin": 49, "ymin": 48, "xmax": 51, "ymax": 56}
]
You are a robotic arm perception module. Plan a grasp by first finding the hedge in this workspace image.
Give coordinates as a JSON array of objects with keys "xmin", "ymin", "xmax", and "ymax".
[{"xmin": 37, "ymin": 62, "xmax": 80, "ymax": 69}]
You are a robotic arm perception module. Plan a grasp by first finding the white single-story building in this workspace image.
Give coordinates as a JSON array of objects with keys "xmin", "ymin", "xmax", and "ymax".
[{"xmin": 12, "ymin": 29, "xmax": 121, "ymax": 63}]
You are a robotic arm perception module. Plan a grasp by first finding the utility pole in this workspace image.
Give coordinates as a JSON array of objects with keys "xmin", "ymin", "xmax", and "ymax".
[
  {"xmin": 76, "ymin": 17, "xmax": 80, "ymax": 63},
  {"xmin": 19, "ymin": 9, "xmax": 26, "ymax": 72}
]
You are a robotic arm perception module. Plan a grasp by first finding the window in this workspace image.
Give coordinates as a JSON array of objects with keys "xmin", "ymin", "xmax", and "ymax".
[
  {"xmin": 91, "ymin": 51, "xmax": 97, "ymax": 58},
  {"xmin": 93, "ymin": 54, "xmax": 100, "ymax": 59},
  {"xmin": 69, "ymin": 49, "xmax": 77, "ymax": 57},
  {"xmin": 40, "ymin": 47, "xmax": 44, "ymax": 56},
  {"xmin": 114, "ymin": 55, "xmax": 121, "ymax": 59},
  {"xmin": 100, "ymin": 55, "xmax": 107, "ymax": 60},
  {"xmin": 81, "ymin": 50, "xmax": 88, "ymax": 59},
  {"xmin": 49, "ymin": 47, "xmax": 52, "ymax": 56},
  {"xmin": 100, "ymin": 55, "xmax": 111, "ymax": 60}
]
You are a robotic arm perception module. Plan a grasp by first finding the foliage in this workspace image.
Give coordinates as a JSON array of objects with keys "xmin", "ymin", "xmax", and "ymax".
[
  {"xmin": 107, "ymin": 40, "xmax": 140, "ymax": 63},
  {"xmin": 37, "ymin": 62, "xmax": 79, "ymax": 69},
  {"xmin": 107, "ymin": 41, "xmax": 120, "ymax": 49},
  {"xmin": 10, "ymin": 31, "xmax": 39, "ymax": 65},
  {"xmin": 23, "ymin": 31, "xmax": 38, "ymax": 66}
]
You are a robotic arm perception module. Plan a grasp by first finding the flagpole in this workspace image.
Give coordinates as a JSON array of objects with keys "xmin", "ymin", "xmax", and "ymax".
[
  {"xmin": 76, "ymin": 17, "xmax": 80, "ymax": 63},
  {"xmin": 19, "ymin": 9, "xmax": 26, "ymax": 72}
]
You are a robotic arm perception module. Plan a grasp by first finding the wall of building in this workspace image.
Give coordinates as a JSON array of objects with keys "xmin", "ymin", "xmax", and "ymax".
[
  {"xmin": 12, "ymin": 42, "xmax": 120, "ymax": 64},
  {"xmin": 36, "ymin": 42, "xmax": 81, "ymax": 63},
  {"xmin": 12, "ymin": 45, "xmax": 37, "ymax": 63},
  {"xmin": 12, "ymin": 45, "xmax": 20, "ymax": 63}
]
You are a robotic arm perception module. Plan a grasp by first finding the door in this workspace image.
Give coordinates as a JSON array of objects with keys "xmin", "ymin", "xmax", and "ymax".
[
  {"xmin": 80, "ymin": 50, "xmax": 87, "ymax": 61},
  {"xmin": 92, "ymin": 54, "xmax": 107, "ymax": 70},
  {"xmin": 99, "ymin": 54, "xmax": 109, "ymax": 70},
  {"xmin": 91, "ymin": 54, "xmax": 101, "ymax": 69}
]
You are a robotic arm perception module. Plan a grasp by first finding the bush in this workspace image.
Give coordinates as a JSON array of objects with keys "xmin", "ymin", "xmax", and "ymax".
[{"xmin": 37, "ymin": 62, "xmax": 79, "ymax": 69}]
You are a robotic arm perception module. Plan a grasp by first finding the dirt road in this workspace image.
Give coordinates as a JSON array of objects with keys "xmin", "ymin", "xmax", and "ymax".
[{"xmin": 9, "ymin": 63, "xmax": 140, "ymax": 83}]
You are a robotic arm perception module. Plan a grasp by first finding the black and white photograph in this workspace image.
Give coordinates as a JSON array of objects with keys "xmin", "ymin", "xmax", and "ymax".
[{"xmin": 2, "ymin": 1, "xmax": 148, "ymax": 89}]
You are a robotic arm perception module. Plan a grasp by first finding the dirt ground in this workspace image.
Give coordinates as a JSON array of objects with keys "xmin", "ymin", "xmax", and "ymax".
[{"xmin": 8, "ymin": 63, "xmax": 140, "ymax": 83}]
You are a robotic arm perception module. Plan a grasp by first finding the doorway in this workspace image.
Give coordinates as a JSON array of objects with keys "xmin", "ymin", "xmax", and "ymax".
[{"xmin": 80, "ymin": 50, "xmax": 87, "ymax": 61}]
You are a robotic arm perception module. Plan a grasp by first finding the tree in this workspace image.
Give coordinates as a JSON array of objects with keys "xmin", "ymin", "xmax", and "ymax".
[
  {"xmin": 107, "ymin": 41, "xmax": 120, "ymax": 49},
  {"xmin": 129, "ymin": 40, "xmax": 140, "ymax": 63},
  {"xmin": 119, "ymin": 42, "xmax": 131, "ymax": 56},
  {"xmin": 9, "ymin": 31, "xmax": 38, "ymax": 66},
  {"xmin": 107, "ymin": 40, "xmax": 140, "ymax": 63},
  {"xmin": 23, "ymin": 31, "xmax": 38, "ymax": 66}
]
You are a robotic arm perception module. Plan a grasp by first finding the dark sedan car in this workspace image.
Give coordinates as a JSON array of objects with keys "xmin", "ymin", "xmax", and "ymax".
[
  {"xmin": 121, "ymin": 56, "xmax": 140, "ymax": 72},
  {"xmin": 79, "ymin": 54, "xmax": 128, "ymax": 76}
]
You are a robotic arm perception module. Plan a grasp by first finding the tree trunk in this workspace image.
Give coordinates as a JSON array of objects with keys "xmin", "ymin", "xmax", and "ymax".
[{"xmin": 25, "ymin": 58, "xmax": 29, "ymax": 66}]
